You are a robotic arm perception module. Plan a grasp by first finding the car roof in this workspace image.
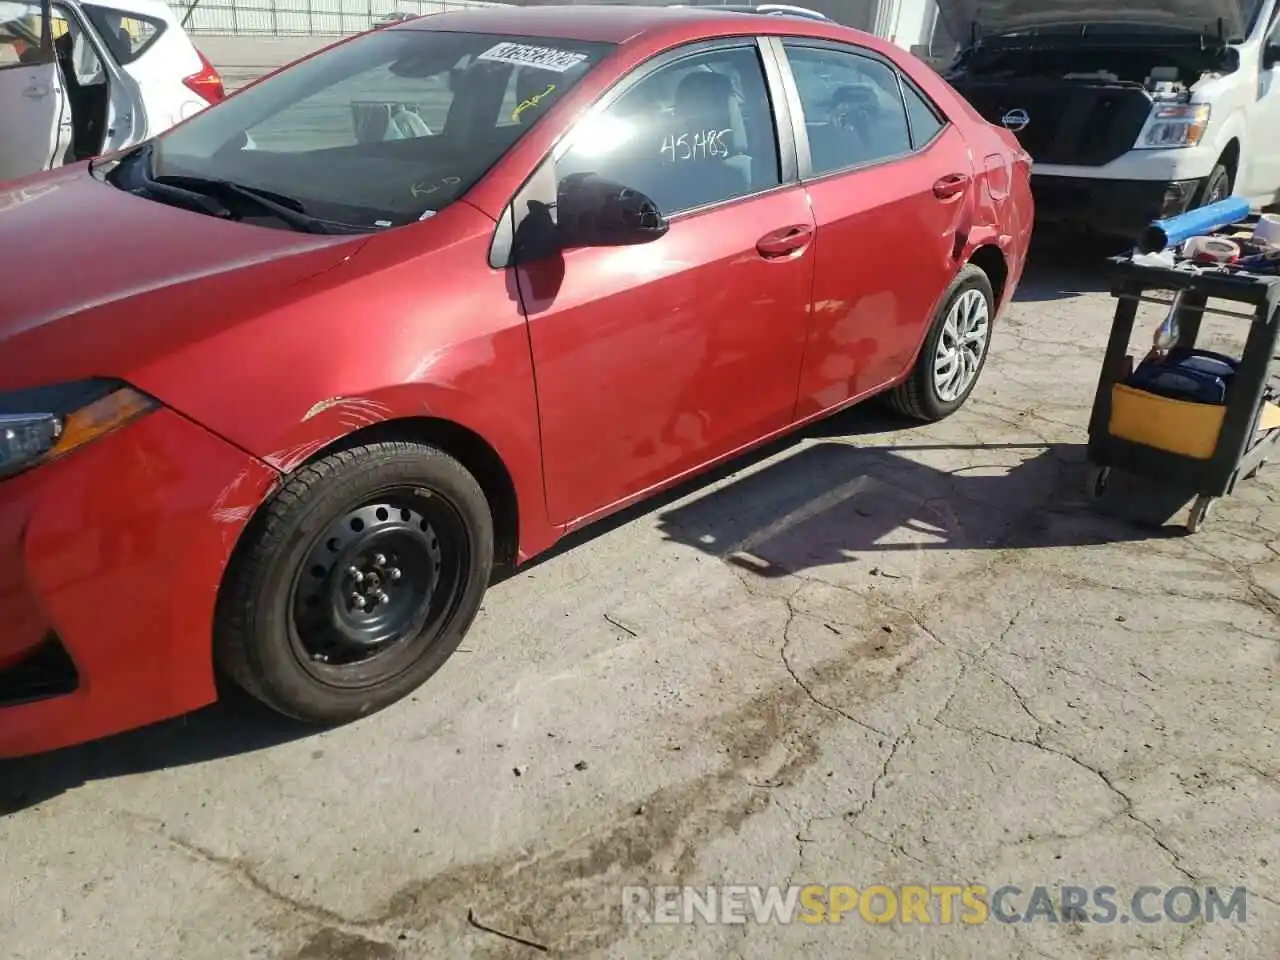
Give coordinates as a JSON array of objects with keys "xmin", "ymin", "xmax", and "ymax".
[{"xmin": 392, "ymin": 3, "xmax": 845, "ymax": 44}]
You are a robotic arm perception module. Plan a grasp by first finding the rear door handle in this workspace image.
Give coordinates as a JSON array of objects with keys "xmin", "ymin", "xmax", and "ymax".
[
  {"xmin": 24, "ymin": 83, "xmax": 51, "ymax": 99},
  {"xmin": 933, "ymin": 173, "xmax": 971, "ymax": 199},
  {"xmin": 756, "ymin": 224, "xmax": 813, "ymax": 258}
]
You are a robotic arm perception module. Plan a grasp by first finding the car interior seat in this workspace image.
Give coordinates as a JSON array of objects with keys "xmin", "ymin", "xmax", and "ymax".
[
  {"xmin": 807, "ymin": 83, "xmax": 878, "ymax": 171},
  {"xmin": 664, "ymin": 68, "xmax": 754, "ymax": 208}
]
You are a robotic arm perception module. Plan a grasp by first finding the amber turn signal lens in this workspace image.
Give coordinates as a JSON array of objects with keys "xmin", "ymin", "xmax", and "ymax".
[{"xmin": 51, "ymin": 388, "xmax": 157, "ymax": 460}]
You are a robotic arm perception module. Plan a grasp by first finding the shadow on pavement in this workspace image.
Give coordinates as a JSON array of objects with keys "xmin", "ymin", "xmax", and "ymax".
[
  {"xmin": 0, "ymin": 685, "xmax": 317, "ymax": 817},
  {"xmin": 656, "ymin": 440, "xmax": 1188, "ymax": 579},
  {"xmin": 512, "ymin": 403, "xmax": 909, "ymax": 575}
]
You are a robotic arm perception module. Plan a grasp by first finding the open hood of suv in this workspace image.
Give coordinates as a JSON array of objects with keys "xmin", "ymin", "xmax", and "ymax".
[{"xmin": 936, "ymin": 0, "xmax": 1253, "ymax": 47}]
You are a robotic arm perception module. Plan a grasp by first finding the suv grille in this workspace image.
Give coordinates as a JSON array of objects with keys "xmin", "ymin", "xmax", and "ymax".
[{"xmin": 951, "ymin": 80, "xmax": 1152, "ymax": 167}]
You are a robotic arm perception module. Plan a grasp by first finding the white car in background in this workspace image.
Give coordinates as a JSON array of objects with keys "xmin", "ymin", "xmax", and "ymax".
[{"xmin": 0, "ymin": 0, "xmax": 224, "ymax": 183}]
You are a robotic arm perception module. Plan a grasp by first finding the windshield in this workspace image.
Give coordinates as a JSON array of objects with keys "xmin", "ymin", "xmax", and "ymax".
[{"xmin": 143, "ymin": 29, "xmax": 613, "ymax": 229}]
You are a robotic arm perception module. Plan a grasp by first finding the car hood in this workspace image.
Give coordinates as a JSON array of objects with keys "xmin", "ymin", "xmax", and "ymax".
[
  {"xmin": 0, "ymin": 166, "xmax": 366, "ymax": 391},
  {"xmin": 935, "ymin": 0, "xmax": 1252, "ymax": 46}
]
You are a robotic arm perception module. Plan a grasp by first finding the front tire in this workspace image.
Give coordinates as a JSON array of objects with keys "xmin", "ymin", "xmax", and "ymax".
[
  {"xmin": 215, "ymin": 441, "xmax": 494, "ymax": 725},
  {"xmin": 886, "ymin": 264, "xmax": 995, "ymax": 422},
  {"xmin": 1194, "ymin": 163, "xmax": 1232, "ymax": 209}
]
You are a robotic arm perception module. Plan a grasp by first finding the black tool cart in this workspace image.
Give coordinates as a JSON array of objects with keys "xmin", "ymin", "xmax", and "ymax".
[{"xmin": 1086, "ymin": 220, "xmax": 1280, "ymax": 533}]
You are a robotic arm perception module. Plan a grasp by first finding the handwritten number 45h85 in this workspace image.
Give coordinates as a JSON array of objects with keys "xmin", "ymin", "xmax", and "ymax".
[{"xmin": 661, "ymin": 129, "xmax": 733, "ymax": 162}]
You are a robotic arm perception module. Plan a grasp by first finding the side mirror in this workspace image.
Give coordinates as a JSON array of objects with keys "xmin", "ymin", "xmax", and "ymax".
[{"xmin": 555, "ymin": 172, "xmax": 669, "ymax": 248}]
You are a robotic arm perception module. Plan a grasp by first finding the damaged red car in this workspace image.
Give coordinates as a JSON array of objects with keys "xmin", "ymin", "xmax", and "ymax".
[{"xmin": 0, "ymin": 4, "xmax": 1032, "ymax": 757}]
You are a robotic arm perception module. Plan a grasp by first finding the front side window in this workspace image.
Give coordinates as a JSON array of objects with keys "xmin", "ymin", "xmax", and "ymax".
[
  {"xmin": 0, "ymin": 0, "xmax": 49, "ymax": 68},
  {"xmin": 783, "ymin": 43, "xmax": 912, "ymax": 175},
  {"xmin": 142, "ymin": 29, "xmax": 612, "ymax": 229},
  {"xmin": 554, "ymin": 44, "xmax": 782, "ymax": 218}
]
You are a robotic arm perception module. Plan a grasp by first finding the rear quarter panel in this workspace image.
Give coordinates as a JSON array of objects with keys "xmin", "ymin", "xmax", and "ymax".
[
  {"xmin": 124, "ymin": 16, "xmax": 209, "ymax": 132},
  {"xmin": 900, "ymin": 50, "xmax": 1035, "ymax": 310}
]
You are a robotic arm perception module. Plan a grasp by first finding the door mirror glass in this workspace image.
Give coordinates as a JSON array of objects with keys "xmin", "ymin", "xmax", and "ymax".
[{"xmin": 555, "ymin": 171, "xmax": 669, "ymax": 248}]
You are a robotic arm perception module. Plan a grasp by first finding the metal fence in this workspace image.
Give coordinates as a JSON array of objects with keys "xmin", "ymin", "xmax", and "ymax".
[{"xmin": 168, "ymin": 0, "xmax": 511, "ymax": 36}]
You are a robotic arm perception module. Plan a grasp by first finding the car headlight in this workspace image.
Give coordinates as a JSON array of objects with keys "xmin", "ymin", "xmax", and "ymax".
[
  {"xmin": 0, "ymin": 379, "xmax": 157, "ymax": 480},
  {"xmin": 1134, "ymin": 103, "xmax": 1210, "ymax": 149}
]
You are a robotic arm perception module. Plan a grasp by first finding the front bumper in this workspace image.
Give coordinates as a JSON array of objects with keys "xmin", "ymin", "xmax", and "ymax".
[
  {"xmin": 1030, "ymin": 174, "xmax": 1204, "ymax": 239},
  {"xmin": 0, "ymin": 406, "xmax": 279, "ymax": 758}
]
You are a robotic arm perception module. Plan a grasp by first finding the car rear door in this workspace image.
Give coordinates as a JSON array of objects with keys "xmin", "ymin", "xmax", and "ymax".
[
  {"xmin": 0, "ymin": 0, "xmax": 71, "ymax": 181},
  {"xmin": 507, "ymin": 38, "xmax": 816, "ymax": 527},
  {"xmin": 770, "ymin": 36, "xmax": 978, "ymax": 419}
]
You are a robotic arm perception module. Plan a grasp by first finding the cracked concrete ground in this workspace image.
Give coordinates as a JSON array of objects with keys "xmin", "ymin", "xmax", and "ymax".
[
  {"xmin": 3, "ymin": 249, "xmax": 1276, "ymax": 959},
  {"xmin": 2, "ymin": 42, "xmax": 1279, "ymax": 960}
]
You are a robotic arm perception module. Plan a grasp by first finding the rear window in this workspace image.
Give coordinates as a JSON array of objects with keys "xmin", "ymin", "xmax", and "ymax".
[
  {"xmin": 84, "ymin": 6, "xmax": 165, "ymax": 64},
  {"xmin": 149, "ymin": 28, "xmax": 612, "ymax": 228}
]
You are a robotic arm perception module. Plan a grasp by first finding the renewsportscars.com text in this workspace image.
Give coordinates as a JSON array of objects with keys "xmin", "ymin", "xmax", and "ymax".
[{"xmin": 622, "ymin": 884, "xmax": 1249, "ymax": 925}]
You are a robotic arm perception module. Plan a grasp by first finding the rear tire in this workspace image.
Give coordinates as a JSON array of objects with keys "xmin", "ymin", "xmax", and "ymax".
[
  {"xmin": 886, "ymin": 264, "xmax": 996, "ymax": 422},
  {"xmin": 215, "ymin": 441, "xmax": 494, "ymax": 725}
]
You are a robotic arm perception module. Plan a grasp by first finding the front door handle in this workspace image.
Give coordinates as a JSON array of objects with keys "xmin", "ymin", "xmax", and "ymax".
[
  {"xmin": 933, "ymin": 173, "xmax": 971, "ymax": 199},
  {"xmin": 24, "ymin": 83, "xmax": 50, "ymax": 99},
  {"xmin": 756, "ymin": 224, "xmax": 813, "ymax": 258}
]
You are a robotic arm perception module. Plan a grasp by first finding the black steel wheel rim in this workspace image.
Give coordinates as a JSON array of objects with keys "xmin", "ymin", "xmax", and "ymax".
[{"xmin": 287, "ymin": 486, "xmax": 470, "ymax": 687}]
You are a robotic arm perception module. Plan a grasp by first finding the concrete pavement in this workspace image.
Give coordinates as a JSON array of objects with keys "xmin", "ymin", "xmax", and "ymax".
[
  {"xmin": 199, "ymin": 35, "xmax": 338, "ymax": 90},
  {"xmin": 0, "ymin": 39, "xmax": 1277, "ymax": 960}
]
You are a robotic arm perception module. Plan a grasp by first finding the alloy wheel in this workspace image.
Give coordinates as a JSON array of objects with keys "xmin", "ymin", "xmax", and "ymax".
[{"xmin": 932, "ymin": 287, "xmax": 991, "ymax": 403}]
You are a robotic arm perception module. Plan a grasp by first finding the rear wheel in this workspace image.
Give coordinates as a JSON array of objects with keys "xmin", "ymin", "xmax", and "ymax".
[
  {"xmin": 215, "ymin": 441, "xmax": 494, "ymax": 725},
  {"xmin": 886, "ymin": 264, "xmax": 995, "ymax": 422}
]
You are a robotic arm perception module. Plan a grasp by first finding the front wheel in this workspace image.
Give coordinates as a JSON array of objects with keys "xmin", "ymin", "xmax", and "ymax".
[
  {"xmin": 886, "ymin": 264, "xmax": 996, "ymax": 422},
  {"xmin": 1194, "ymin": 163, "xmax": 1232, "ymax": 209},
  {"xmin": 215, "ymin": 440, "xmax": 494, "ymax": 725}
]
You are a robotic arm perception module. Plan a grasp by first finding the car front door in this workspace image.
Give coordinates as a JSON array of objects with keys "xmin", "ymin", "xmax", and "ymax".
[
  {"xmin": 0, "ymin": 0, "xmax": 71, "ymax": 181},
  {"xmin": 774, "ymin": 37, "xmax": 978, "ymax": 419},
  {"xmin": 508, "ymin": 38, "xmax": 816, "ymax": 527}
]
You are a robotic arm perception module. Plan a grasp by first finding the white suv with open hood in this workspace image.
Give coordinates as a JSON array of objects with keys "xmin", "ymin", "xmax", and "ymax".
[{"xmin": 937, "ymin": 0, "xmax": 1280, "ymax": 239}]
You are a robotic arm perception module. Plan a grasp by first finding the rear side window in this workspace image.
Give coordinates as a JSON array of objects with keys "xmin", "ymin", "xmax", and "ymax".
[
  {"xmin": 782, "ymin": 42, "xmax": 912, "ymax": 175},
  {"xmin": 902, "ymin": 80, "xmax": 945, "ymax": 148},
  {"xmin": 83, "ymin": 6, "xmax": 165, "ymax": 64}
]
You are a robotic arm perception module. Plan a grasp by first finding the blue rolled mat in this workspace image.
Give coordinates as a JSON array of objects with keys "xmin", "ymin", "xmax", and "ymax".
[{"xmin": 1138, "ymin": 196, "xmax": 1252, "ymax": 254}]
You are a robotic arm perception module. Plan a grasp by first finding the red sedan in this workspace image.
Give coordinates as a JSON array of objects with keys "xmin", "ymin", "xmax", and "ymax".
[{"xmin": 0, "ymin": 5, "xmax": 1032, "ymax": 757}]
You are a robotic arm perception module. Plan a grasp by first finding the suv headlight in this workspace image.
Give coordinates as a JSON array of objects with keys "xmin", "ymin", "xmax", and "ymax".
[
  {"xmin": 1134, "ymin": 103, "xmax": 1211, "ymax": 149},
  {"xmin": 0, "ymin": 379, "xmax": 157, "ymax": 480}
]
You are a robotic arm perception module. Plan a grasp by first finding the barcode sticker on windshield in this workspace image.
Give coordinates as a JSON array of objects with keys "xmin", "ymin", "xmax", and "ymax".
[{"xmin": 476, "ymin": 42, "xmax": 588, "ymax": 73}]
